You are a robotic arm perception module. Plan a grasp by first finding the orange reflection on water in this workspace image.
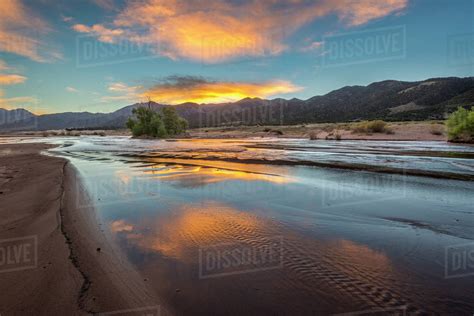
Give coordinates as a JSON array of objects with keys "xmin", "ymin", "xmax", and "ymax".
[
  {"xmin": 337, "ymin": 239, "xmax": 389, "ymax": 265},
  {"xmin": 324, "ymin": 239, "xmax": 394, "ymax": 284},
  {"xmin": 110, "ymin": 219, "xmax": 134, "ymax": 233},
  {"xmin": 115, "ymin": 169, "xmax": 131, "ymax": 184},
  {"xmin": 110, "ymin": 202, "xmax": 266, "ymax": 261},
  {"xmin": 141, "ymin": 158, "xmax": 292, "ymax": 186}
]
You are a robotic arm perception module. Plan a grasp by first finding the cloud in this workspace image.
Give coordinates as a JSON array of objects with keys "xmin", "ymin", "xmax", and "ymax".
[
  {"xmin": 336, "ymin": 0, "xmax": 408, "ymax": 26},
  {"xmin": 108, "ymin": 82, "xmax": 141, "ymax": 93},
  {"xmin": 0, "ymin": 96, "xmax": 37, "ymax": 105},
  {"xmin": 73, "ymin": 24, "xmax": 124, "ymax": 43},
  {"xmin": 61, "ymin": 15, "xmax": 73, "ymax": 22},
  {"xmin": 66, "ymin": 86, "xmax": 79, "ymax": 93},
  {"xmin": 0, "ymin": 88, "xmax": 38, "ymax": 110},
  {"xmin": 143, "ymin": 76, "xmax": 303, "ymax": 104},
  {"xmin": 0, "ymin": 74, "xmax": 27, "ymax": 85},
  {"xmin": 300, "ymin": 40, "xmax": 324, "ymax": 52},
  {"xmin": 0, "ymin": 0, "xmax": 62, "ymax": 62},
  {"xmin": 101, "ymin": 82, "xmax": 141, "ymax": 102},
  {"xmin": 0, "ymin": 58, "xmax": 36, "ymax": 110},
  {"xmin": 72, "ymin": 0, "xmax": 408, "ymax": 63}
]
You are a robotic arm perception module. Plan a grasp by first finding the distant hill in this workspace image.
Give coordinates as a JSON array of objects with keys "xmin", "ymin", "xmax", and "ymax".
[
  {"xmin": 0, "ymin": 108, "xmax": 36, "ymax": 126},
  {"xmin": 1, "ymin": 77, "xmax": 473, "ymax": 131}
]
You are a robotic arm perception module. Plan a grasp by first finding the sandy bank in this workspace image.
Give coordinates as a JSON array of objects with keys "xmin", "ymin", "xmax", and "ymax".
[
  {"xmin": 1, "ymin": 121, "xmax": 450, "ymax": 142},
  {"xmin": 0, "ymin": 143, "xmax": 171, "ymax": 315},
  {"xmin": 0, "ymin": 144, "xmax": 83, "ymax": 315},
  {"xmin": 189, "ymin": 121, "xmax": 449, "ymax": 141}
]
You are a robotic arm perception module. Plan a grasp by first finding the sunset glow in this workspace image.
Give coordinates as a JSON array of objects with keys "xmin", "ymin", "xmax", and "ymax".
[
  {"xmin": 0, "ymin": 0, "xmax": 469, "ymax": 114},
  {"xmin": 143, "ymin": 79, "xmax": 302, "ymax": 104},
  {"xmin": 1, "ymin": 1, "xmax": 473, "ymax": 315}
]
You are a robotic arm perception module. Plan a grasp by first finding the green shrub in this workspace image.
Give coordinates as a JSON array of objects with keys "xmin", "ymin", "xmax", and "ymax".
[
  {"xmin": 126, "ymin": 106, "xmax": 188, "ymax": 138},
  {"xmin": 446, "ymin": 107, "xmax": 474, "ymax": 143},
  {"xmin": 352, "ymin": 120, "xmax": 389, "ymax": 134},
  {"xmin": 162, "ymin": 106, "xmax": 188, "ymax": 135}
]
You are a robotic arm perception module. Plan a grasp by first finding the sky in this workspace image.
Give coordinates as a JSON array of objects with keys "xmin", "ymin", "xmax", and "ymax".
[{"xmin": 0, "ymin": 0, "xmax": 472, "ymax": 114}]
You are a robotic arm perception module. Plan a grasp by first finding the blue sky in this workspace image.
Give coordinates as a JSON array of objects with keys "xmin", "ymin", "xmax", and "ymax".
[{"xmin": 0, "ymin": 0, "xmax": 472, "ymax": 114}]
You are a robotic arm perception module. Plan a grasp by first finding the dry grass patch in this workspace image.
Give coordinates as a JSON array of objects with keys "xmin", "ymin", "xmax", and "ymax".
[
  {"xmin": 429, "ymin": 123, "xmax": 444, "ymax": 135},
  {"xmin": 352, "ymin": 120, "xmax": 393, "ymax": 134}
]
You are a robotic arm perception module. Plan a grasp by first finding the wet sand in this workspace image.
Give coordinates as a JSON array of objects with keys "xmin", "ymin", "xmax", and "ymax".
[
  {"xmin": 0, "ymin": 143, "xmax": 169, "ymax": 315},
  {"xmin": 0, "ymin": 144, "xmax": 83, "ymax": 315}
]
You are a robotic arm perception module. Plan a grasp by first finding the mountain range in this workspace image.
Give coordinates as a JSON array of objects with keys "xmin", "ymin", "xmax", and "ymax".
[{"xmin": 1, "ymin": 77, "xmax": 473, "ymax": 131}]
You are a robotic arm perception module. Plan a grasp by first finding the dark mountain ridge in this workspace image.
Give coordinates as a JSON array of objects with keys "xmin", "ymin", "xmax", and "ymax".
[{"xmin": 1, "ymin": 77, "xmax": 473, "ymax": 131}]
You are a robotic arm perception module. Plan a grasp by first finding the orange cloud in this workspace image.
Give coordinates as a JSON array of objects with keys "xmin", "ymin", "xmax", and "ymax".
[
  {"xmin": 142, "ymin": 76, "xmax": 302, "ymax": 104},
  {"xmin": 336, "ymin": 0, "xmax": 408, "ymax": 26},
  {"xmin": 0, "ymin": 0, "xmax": 61, "ymax": 62},
  {"xmin": 73, "ymin": 24, "xmax": 124, "ymax": 43},
  {"xmin": 101, "ymin": 82, "xmax": 141, "ymax": 102},
  {"xmin": 72, "ymin": 0, "xmax": 408, "ymax": 63},
  {"xmin": 0, "ymin": 74, "xmax": 27, "ymax": 85},
  {"xmin": 0, "ymin": 90, "xmax": 38, "ymax": 110},
  {"xmin": 0, "ymin": 57, "xmax": 34, "ymax": 110}
]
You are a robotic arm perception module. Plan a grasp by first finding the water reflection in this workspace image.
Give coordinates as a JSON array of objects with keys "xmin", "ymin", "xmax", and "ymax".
[
  {"xmin": 110, "ymin": 202, "xmax": 264, "ymax": 262},
  {"xmin": 55, "ymin": 140, "xmax": 474, "ymax": 315},
  {"xmin": 140, "ymin": 159, "xmax": 293, "ymax": 188},
  {"xmin": 106, "ymin": 201, "xmax": 433, "ymax": 314}
]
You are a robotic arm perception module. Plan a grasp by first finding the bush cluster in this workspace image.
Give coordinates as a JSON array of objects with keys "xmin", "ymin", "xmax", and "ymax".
[
  {"xmin": 126, "ymin": 106, "xmax": 188, "ymax": 138},
  {"xmin": 446, "ymin": 107, "xmax": 474, "ymax": 143},
  {"xmin": 351, "ymin": 120, "xmax": 391, "ymax": 134}
]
